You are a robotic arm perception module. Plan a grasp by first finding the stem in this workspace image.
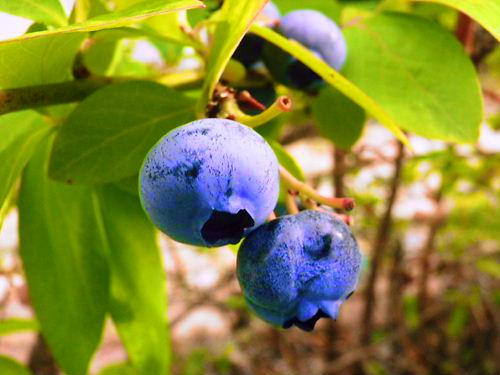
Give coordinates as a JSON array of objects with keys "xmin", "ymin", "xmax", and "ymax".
[
  {"xmin": 333, "ymin": 148, "xmax": 346, "ymax": 198},
  {"xmin": 279, "ymin": 166, "xmax": 355, "ymax": 211},
  {"xmin": 267, "ymin": 211, "xmax": 277, "ymax": 221},
  {"xmin": 0, "ymin": 77, "xmax": 112, "ymax": 116},
  {"xmin": 285, "ymin": 191, "xmax": 299, "ymax": 215},
  {"xmin": 360, "ymin": 140, "xmax": 404, "ymax": 344},
  {"xmin": 417, "ymin": 188, "xmax": 444, "ymax": 313},
  {"xmin": 224, "ymin": 96, "xmax": 292, "ymax": 128},
  {"xmin": 455, "ymin": 13, "xmax": 475, "ymax": 54}
]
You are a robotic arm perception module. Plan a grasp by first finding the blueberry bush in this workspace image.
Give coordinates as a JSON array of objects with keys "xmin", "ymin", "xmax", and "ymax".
[{"xmin": 0, "ymin": 0, "xmax": 499, "ymax": 374}]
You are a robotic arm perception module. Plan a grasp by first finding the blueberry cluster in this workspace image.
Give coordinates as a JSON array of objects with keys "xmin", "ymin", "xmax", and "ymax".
[
  {"xmin": 139, "ymin": 0, "xmax": 357, "ymax": 334},
  {"xmin": 139, "ymin": 118, "xmax": 362, "ymax": 331}
]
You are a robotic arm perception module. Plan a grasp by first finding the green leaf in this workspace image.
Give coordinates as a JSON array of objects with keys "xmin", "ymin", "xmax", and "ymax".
[
  {"xmin": 476, "ymin": 258, "xmax": 500, "ymax": 278},
  {"xmin": 0, "ymin": 356, "xmax": 31, "ymax": 375},
  {"xmin": 19, "ymin": 138, "xmax": 109, "ymax": 375},
  {"xmin": 0, "ymin": 111, "xmax": 52, "ymax": 229},
  {"xmin": 114, "ymin": 175, "xmax": 139, "ymax": 196},
  {"xmin": 312, "ymin": 87, "xmax": 366, "ymax": 150},
  {"xmin": 414, "ymin": 0, "xmax": 500, "ymax": 41},
  {"xmin": 269, "ymin": 141, "xmax": 304, "ymax": 181},
  {"xmin": 99, "ymin": 363, "xmax": 142, "ymax": 375},
  {"xmin": 0, "ymin": 319, "xmax": 39, "ymax": 336},
  {"xmin": 250, "ymin": 24, "xmax": 409, "ymax": 145},
  {"xmin": 49, "ymin": 81, "xmax": 195, "ymax": 185},
  {"xmin": 196, "ymin": 0, "xmax": 269, "ymax": 116},
  {"xmin": 112, "ymin": 0, "xmax": 199, "ymax": 47},
  {"xmin": 0, "ymin": 33, "xmax": 85, "ymax": 89},
  {"xmin": 342, "ymin": 12, "xmax": 483, "ymax": 142},
  {"xmin": 97, "ymin": 186, "xmax": 169, "ymax": 375},
  {"xmin": 0, "ymin": 0, "xmax": 67, "ymax": 27},
  {"xmin": 447, "ymin": 306, "xmax": 468, "ymax": 338},
  {"xmin": 0, "ymin": 0, "xmax": 204, "ymax": 45},
  {"xmin": 272, "ymin": 0, "xmax": 341, "ymax": 23},
  {"xmin": 268, "ymin": 141, "xmax": 304, "ymax": 203}
]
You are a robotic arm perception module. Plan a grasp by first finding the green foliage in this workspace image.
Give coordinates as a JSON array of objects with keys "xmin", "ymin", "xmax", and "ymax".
[
  {"xmin": 0, "ymin": 356, "xmax": 31, "ymax": 375},
  {"xmin": 49, "ymin": 81, "xmax": 195, "ymax": 185},
  {"xmin": 343, "ymin": 12, "xmax": 483, "ymax": 142},
  {"xmin": 0, "ymin": 0, "xmax": 67, "ymax": 27},
  {"xmin": 98, "ymin": 186, "xmax": 170, "ymax": 375},
  {"xmin": 414, "ymin": 0, "xmax": 500, "ymax": 41},
  {"xmin": 0, "ymin": 0, "xmax": 203, "ymax": 44},
  {"xmin": 0, "ymin": 319, "xmax": 39, "ymax": 336},
  {"xmin": 273, "ymin": 0, "xmax": 342, "ymax": 22},
  {"xmin": 269, "ymin": 141, "xmax": 305, "ymax": 203},
  {"xmin": 312, "ymin": 87, "xmax": 366, "ymax": 150},
  {"xmin": 19, "ymin": 139, "xmax": 110, "ymax": 375},
  {"xmin": 0, "ymin": 111, "xmax": 52, "ymax": 229},
  {"xmin": 0, "ymin": 33, "xmax": 85, "ymax": 89},
  {"xmin": 99, "ymin": 363, "xmax": 142, "ymax": 375}
]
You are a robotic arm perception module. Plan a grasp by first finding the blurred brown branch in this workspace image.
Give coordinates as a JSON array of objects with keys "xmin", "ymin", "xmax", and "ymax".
[{"xmin": 361, "ymin": 140, "xmax": 405, "ymax": 344}]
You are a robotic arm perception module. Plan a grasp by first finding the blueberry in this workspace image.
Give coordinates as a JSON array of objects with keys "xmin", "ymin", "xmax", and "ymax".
[
  {"xmin": 237, "ymin": 210, "xmax": 361, "ymax": 331},
  {"xmin": 139, "ymin": 119, "xmax": 280, "ymax": 247},
  {"xmin": 232, "ymin": 2, "xmax": 281, "ymax": 67},
  {"xmin": 263, "ymin": 10, "xmax": 347, "ymax": 91}
]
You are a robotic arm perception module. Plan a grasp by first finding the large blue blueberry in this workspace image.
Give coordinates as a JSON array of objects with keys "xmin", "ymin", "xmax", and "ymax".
[
  {"xmin": 139, "ymin": 119, "xmax": 280, "ymax": 247},
  {"xmin": 232, "ymin": 2, "xmax": 281, "ymax": 67},
  {"xmin": 263, "ymin": 10, "xmax": 347, "ymax": 91},
  {"xmin": 237, "ymin": 210, "xmax": 361, "ymax": 331}
]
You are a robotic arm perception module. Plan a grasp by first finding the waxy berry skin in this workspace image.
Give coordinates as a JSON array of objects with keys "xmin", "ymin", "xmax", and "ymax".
[
  {"xmin": 237, "ymin": 210, "xmax": 361, "ymax": 331},
  {"xmin": 263, "ymin": 10, "xmax": 347, "ymax": 90},
  {"xmin": 139, "ymin": 119, "xmax": 279, "ymax": 247}
]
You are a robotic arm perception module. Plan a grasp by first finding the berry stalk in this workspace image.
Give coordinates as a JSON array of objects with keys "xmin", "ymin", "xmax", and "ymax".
[{"xmin": 279, "ymin": 166, "xmax": 355, "ymax": 211}]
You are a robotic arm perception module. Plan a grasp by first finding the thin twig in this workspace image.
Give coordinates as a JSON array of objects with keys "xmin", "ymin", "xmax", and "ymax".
[{"xmin": 360, "ymin": 140, "xmax": 405, "ymax": 344}]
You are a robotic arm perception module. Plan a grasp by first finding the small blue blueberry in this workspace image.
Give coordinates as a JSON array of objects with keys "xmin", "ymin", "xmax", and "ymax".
[
  {"xmin": 237, "ymin": 210, "xmax": 362, "ymax": 331},
  {"xmin": 139, "ymin": 119, "xmax": 280, "ymax": 247},
  {"xmin": 263, "ymin": 9, "xmax": 347, "ymax": 91}
]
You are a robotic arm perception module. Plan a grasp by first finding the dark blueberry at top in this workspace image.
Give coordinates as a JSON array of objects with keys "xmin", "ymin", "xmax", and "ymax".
[
  {"xmin": 232, "ymin": 2, "xmax": 281, "ymax": 67},
  {"xmin": 263, "ymin": 9, "xmax": 347, "ymax": 91}
]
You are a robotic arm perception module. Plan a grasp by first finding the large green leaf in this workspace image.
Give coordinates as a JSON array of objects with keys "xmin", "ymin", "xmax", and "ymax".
[
  {"xmin": 97, "ymin": 186, "xmax": 169, "ymax": 375},
  {"xmin": 0, "ymin": 0, "xmax": 67, "ymax": 27},
  {"xmin": 0, "ymin": 111, "xmax": 52, "ymax": 228},
  {"xmin": 19, "ymin": 139, "xmax": 109, "ymax": 375},
  {"xmin": 49, "ymin": 81, "xmax": 196, "ymax": 185},
  {"xmin": 251, "ymin": 24, "xmax": 408, "ymax": 144},
  {"xmin": 272, "ymin": 0, "xmax": 341, "ymax": 23},
  {"xmin": 342, "ymin": 12, "xmax": 483, "ymax": 142},
  {"xmin": 196, "ymin": 0, "xmax": 268, "ymax": 116},
  {"xmin": 312, "ymin": 87, "xmax": 366, "ymax": 150},
  {"xmin": 112, "ymin": 0, "xmax": 197, "ymax": 46},
  {"xmin": 0, "ymin": 356, "xmax": 31, "ymax": 375},
  {"xmin": 0, "ymin": 33, "xmax": 85, "ymax": 89},
  {"xmin": 414, "ymin": 0, "xmax": 500, "ymax": 41},
  {"xmin": 0, "ymin": 0, "xmax": 203, "ymax": 45}
]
